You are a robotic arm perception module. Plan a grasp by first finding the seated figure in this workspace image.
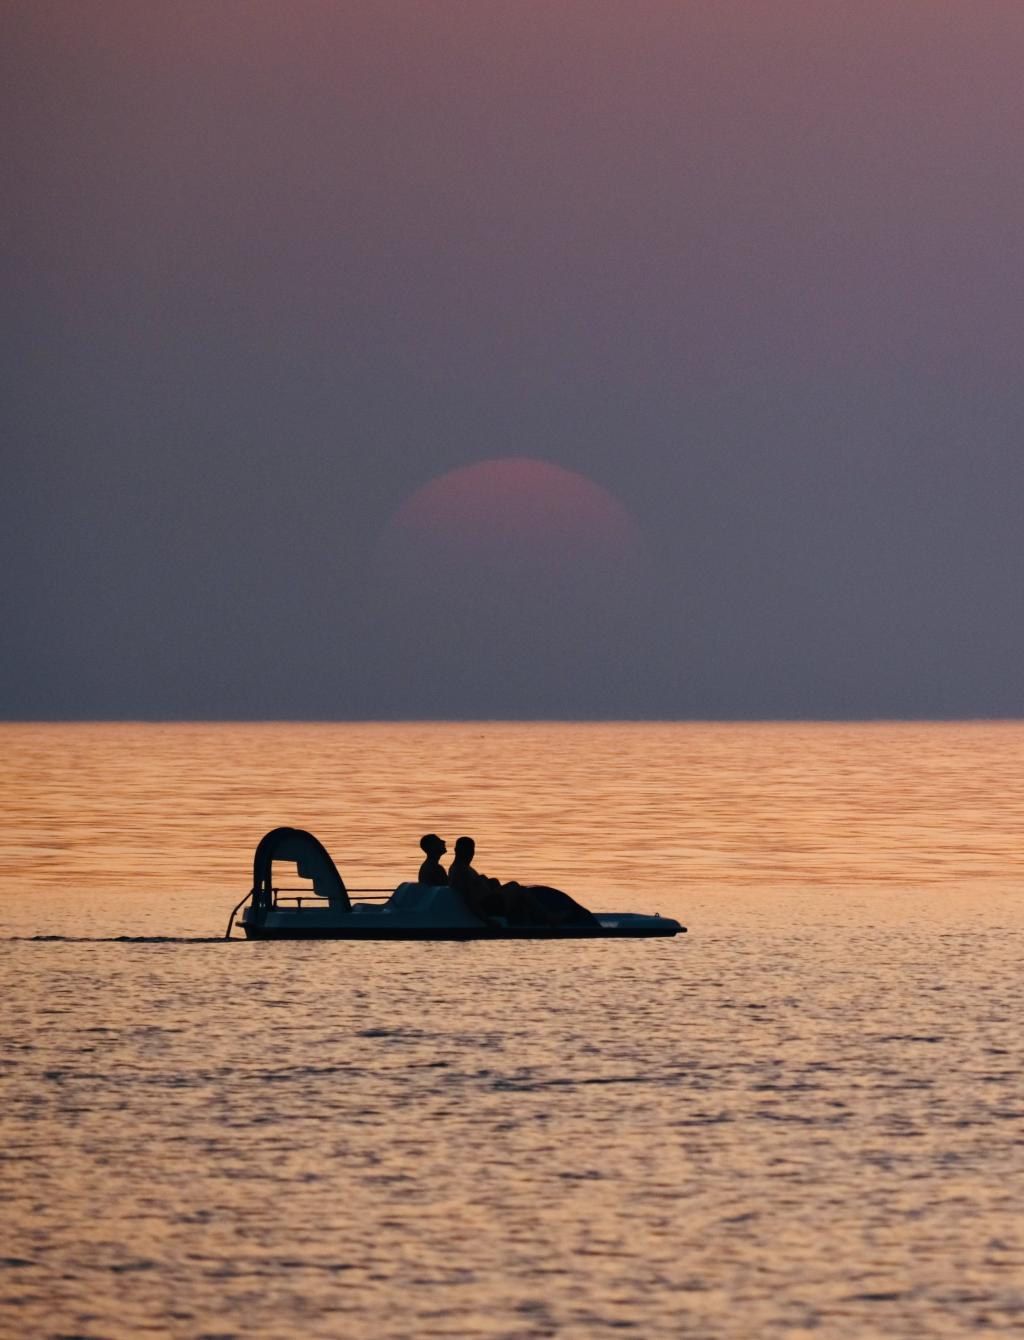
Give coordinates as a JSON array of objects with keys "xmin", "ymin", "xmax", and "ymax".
[
  {"xmin": 448, "ymin": 836, "xmax": 504, "ymax": 924},
  {"xmin": 417, "ymin": 834, "xmax": 449, "ymax": 887},
  {"xmin": 449, "ymin": 836, "xmax": 599, "ymax": 928}
]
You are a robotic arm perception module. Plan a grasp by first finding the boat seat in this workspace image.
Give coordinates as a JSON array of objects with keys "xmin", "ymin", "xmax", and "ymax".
[
  {"xmin": 387, "ymin": 882, "xmax": 483, "ymax": 925},
  {"xmin": 388, "ymin": 881, "xmax": 428, "ymax": 909}
]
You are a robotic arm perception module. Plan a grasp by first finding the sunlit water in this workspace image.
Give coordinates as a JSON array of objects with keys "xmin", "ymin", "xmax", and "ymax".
[{"xmin": 2, "ymin": 722, "xmax": 1023, "ymax": 1338}]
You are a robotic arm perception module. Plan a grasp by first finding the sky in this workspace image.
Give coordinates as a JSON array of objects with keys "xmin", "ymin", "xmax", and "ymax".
[{"xmin": 4, "ymin": 0, "xmax": 1024, "ymax": 719}]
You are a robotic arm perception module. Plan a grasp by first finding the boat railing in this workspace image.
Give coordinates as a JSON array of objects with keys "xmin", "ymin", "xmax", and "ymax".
[
  {"xmin": 271, "ymin": 886, "xmax": 392, "ymax": 907},
  {"xmin": 225, "ymin": 885, "xmax": 395, "ymax": 937}
]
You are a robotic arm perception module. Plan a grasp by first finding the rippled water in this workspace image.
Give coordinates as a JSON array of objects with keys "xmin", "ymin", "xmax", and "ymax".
[{"xmin": 2, "ymin": 723, "xmax": 1023, "ymax": 1337}]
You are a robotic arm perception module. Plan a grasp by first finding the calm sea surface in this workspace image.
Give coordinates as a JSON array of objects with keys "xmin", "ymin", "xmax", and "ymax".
[{"xmin": 2, "ymin": 722, "xmax": 1023, "ymax": 1338}]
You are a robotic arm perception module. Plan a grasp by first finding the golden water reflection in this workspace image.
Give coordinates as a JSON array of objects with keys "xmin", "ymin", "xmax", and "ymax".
[
  {"xmin": 2, "ymin": 722, "xmax": 1024, "ymax": 905},
  {"xmin": 1, "ymin": 723, "xmax": 1023, "ymax": 1338}
]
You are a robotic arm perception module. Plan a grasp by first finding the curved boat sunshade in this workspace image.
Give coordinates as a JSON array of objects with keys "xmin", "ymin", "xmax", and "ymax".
[{"xmin": 252, "ymin": 827, "xmax": 350, "ymax": 910}]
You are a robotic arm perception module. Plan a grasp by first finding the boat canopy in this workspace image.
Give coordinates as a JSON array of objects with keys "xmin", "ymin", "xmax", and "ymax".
[{"xmin": 251, "ymin": 827, "xmax": 350, "ymax": 911}]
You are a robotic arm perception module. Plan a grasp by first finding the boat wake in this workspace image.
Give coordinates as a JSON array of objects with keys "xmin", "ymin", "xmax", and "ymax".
[{"xmin": 8, "ymin": 935, "xmax": 231, "ymax": 944}]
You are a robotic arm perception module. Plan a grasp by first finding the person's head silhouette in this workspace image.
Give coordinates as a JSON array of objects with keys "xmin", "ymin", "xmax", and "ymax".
[
  {"xmin": 420, "ymin": 834, "xmax": 446, "ymax": 858},
  {"xmin": 454, "ymin": 836, "xmax": 475, "ymax": 862}
]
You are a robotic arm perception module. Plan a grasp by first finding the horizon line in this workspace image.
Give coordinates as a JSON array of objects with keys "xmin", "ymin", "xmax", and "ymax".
[{"xmin": 3, "ymin": 716, "xmax": 1023, "ymax": 727}]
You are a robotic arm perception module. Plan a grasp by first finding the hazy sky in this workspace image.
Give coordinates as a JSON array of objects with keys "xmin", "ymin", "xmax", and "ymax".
[{"xmin": 5, "ymin": 1, "xmax": 1024, "ymax": 718}]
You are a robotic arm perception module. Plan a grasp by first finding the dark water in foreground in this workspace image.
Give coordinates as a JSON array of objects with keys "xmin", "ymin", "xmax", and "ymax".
[{"xmin": 2, "ymin": 723, "xmax": 1023, "ymax": 1338}]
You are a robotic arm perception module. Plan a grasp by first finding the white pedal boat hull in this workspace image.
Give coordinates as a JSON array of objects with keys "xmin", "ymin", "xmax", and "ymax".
[{"xmin": 240, "ymin": 882, "xmax": 684, "ymax": 940}]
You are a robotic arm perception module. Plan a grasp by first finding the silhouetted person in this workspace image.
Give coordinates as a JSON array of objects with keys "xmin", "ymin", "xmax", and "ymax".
[
  {"xmin": 449, "ymin": 835, "xmax": 599, "ymax": 928},
  {"xmin": 418, "ymin": 834, "xmax": 449, "ymax": 887},
  {"xmin": 448, "ymin": 835, "xmax": 503, "ymax": 923}
]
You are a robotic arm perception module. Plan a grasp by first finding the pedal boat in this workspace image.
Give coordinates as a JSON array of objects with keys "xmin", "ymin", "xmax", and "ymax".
[{"xmin": 225, "ymin": 828, "xmax": 685, "ymax": 941}]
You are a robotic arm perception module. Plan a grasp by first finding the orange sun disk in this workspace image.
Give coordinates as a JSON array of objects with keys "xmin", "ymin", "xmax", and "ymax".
[{"xmin": 382, "ymin": 457, "xmax": 644, "ymax": 575}]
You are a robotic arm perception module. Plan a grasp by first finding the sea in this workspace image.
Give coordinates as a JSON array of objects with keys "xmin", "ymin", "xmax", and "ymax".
[{"xmin": 1, "ymin": 721, "xmax": 1023, "ymax": 1339}]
